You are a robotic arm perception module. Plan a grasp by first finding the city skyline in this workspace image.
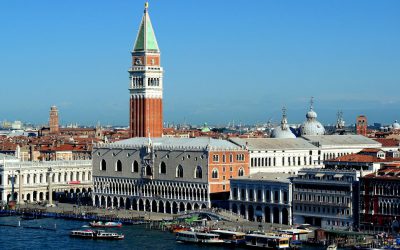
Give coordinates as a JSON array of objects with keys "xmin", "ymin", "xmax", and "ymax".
[{"xmin": 1, "ymin": 1, "xmax": 399, "ymax": 126}]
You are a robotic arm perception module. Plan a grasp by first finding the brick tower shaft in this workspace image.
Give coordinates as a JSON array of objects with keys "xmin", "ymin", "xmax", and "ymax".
[{"xmin": 129, "ymin": 3, "xmax": 163, "ymax": 138}]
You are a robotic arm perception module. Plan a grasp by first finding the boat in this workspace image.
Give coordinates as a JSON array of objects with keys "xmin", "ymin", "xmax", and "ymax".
[
  {"xmin": 70, "ymin": 229, "xmax": 124, "ymax": 240},
  {"xmin": 89, "ymin": 221, "xmax": 122, "ymax": 228},
  {"xmin": 327, "ymin": 244, "xmax": 337, "ymax": 250},
  {"xmin": 245, "ymin": 233, "xmax": 290, "ymax": 249},
  {"xmin": 170, "ymin": 225, "xmax": 190, "ymax": 233},
  {"xmin": 176, "ymin": 231, "xmax": 224, "ymax": 244},
  {"xmin": 210, "ymin": 229, "xmax": 246, "ymax": 245},
  {"xmin": 20, "ymin": 213, "xmax": 42, "ymax": 220}
]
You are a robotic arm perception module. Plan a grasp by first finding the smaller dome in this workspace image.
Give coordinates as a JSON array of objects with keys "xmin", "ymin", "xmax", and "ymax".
[
  {"xmin": 271, "ymin": 127, "xmax": 296, "ymax": 139},
  {"xmin": 271, "ymin": 107, "xmax": 296, "ymax": 139},
  {"xmin": 306, "ymin": 110, "xmax": 317, "ymax": 119},
  {"xmin": 393, "ymin": 120, "xmax": 400, "ymax": 129}
]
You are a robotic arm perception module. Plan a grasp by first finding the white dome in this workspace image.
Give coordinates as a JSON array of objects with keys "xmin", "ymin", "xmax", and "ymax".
[
  {"xmin": 300, "ymin": 120, "xmax": 325, "ymax": 136},
  {"xmin": 306, "ymin": 110, "xmax": 317, "ymax": 119},
  {"xmin": 393, "ymin": 120, "xmax": 400, "ymax": 129},
  {"xmin": 271, "ymin": 107, "xmax": 297, "ymax": 138},
  {"xmin": 300, "ymin": 99, "xmax": 325, "ymax": 136},
  {"xmin": 271, "ymin": 127, "xmax": 296, "ymax": 139}
]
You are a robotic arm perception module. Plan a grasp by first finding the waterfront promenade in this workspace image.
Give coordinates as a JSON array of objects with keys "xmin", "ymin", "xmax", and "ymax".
[{"xmin": 5, "ymin": 202, "xmax": 292, "ymax": 233}]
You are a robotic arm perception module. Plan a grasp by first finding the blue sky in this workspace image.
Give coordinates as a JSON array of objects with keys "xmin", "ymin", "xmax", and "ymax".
[{"xmin": 0, "ymin": 1, "xmax": 399, "ymax": 126}]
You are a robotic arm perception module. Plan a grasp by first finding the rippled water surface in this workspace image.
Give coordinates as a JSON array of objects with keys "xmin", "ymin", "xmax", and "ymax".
[{"xmin": 0, "ymin": 216, "xmax": 234, "ymax": 250}]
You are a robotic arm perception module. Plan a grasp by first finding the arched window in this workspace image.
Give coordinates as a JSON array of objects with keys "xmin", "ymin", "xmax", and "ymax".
[
  {"xmin": 146, "ymin": 165, "xmax": 152, "ymax": 176},
  {"xmin": 238, "ymin": 167, "xmax": 244, "ymax": 177},
  {"xmin": 160, "ymin": 161, "xmax": 166, "ymax": 174},
  {"xmin": 212, "ymin": 168, "xmax": 218, "ymax": 179},
  {"xmin": 100, "ymin": 159, "xmax": 107, "ymax": 171},
  {"xmin": 116, "ymin": 160, "xmax": 122, "ymax": 172},
  {"xmin": 132, "ymin": 160, "xmax": 139, "ymax": 173},
  {"xmin": 194, "ymin": 166, "xmax": 202, "ymax": 179},
  {"xmin": 176, "ymin": 165, "xmax": 183, "ymax": 178}
]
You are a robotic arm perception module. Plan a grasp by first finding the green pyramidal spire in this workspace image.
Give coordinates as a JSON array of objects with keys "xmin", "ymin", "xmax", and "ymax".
[{"xmin": 133, "ymin": 2, "xmax": 160, "ymax": 52}]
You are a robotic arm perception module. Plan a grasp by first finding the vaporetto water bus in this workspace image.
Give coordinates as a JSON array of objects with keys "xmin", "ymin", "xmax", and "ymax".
[
  {"xmin": 176, "ymin": 231, "xmax": 224, "ymax": 244},
  {"xmin": 210, "ymin": 229, "xmax": 246, "ymax": 245},
  {"xmin": 245, "ymin": 234, "xmax": 290, "ymax": 249}
]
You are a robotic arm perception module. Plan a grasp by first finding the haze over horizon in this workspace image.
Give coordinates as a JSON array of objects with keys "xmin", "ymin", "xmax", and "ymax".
[{"xmin": 1, "ymin": 1, "xmax": 399, "ymax": 126}]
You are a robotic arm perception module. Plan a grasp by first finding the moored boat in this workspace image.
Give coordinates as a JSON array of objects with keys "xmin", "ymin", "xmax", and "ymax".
[
  {"xmin": 170, "ymin": 225, "xmax": 190, "ymax": 233},
  {"xmin": 327, "ymin": 244, "xmax": 337, "ymax": 250},
  {"xmin": 176, "ymin": 231, "xmax": 224, "ymax": 244},
  {"xmin": 210, "ymin": 229, "xmax": 246, "ymax": 245},
  {"xmin": 89, "ymin": 221, "xmax": 122, "ymax": 228},
  {"xmin": 245, "ymin": 233, "xmax": 290, "ymax": 249},
  {"xmin": 70, "ymin": 229, "xmax": 124, "ymax": 240}
]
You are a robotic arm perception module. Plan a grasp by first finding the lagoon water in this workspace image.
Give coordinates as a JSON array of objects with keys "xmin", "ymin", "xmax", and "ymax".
[{"xmin": 0, "ymin": 216, "xmax": 233, "ymax": 250}]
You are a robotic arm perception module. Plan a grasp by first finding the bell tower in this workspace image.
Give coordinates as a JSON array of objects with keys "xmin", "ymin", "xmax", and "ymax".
[{"xmin": 129, "ymin": 2, "xmax": 163, "ymax": 138}]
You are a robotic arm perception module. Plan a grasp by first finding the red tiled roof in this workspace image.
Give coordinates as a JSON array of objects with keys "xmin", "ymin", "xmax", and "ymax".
[
  {"xmin": 330, "ymin": 153, "xmax": 400, "ymax": 163},
  {"xmin": 373, "ymin": 138, "xmax": 400, "ymax": 147}
]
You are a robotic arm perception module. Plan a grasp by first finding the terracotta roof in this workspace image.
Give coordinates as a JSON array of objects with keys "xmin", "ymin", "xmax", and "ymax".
[
  {"xmin": 363, "ymin": 167, "xmax": 400, "ymax": 180},
  {"xmin": 329, "ymin": 153, "xmax": 400, "ymax": 163},
  {"xmin": 373, "ymin": 138, "xmax": 400, "ymax": 147},
  {"xmin": 360, "ymin": 148, "xmax": 381, "ymax": 153}
]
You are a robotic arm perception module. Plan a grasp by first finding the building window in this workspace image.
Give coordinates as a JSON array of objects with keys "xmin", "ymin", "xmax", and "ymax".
[
  {"xmin": 115, "ymin": 160, "xmax": 122, "ymax": 172},
  {"xmin": 100, "ymin": 159, "xmax": 106, "ymax": 171},
  {"xmin": 230, "ymin": 166, "xmax": 233, "ymax": 172},
  {"xmin": 222, "ymin": 185, "xmax": 226, "ymax": 191},
  {"xmin": 238, "ymin": 167, "xmax": 244, "ymax": 176},
  {"xmin": 160, "ymin": 161, "xmax": 167, "ymax": 174},
  {"xmin": 176, "ymin": 165, "xmax": 184, "ymax": 178},
  {"xmin": 212, "ymin": 168, "xmax": 218, "ymax": 179},
  {"xmin": 212, "ymin": 154, "xmax": 219, "ymax": 162},
  {"xmin": 222, "ymin": 155, "xmax": 226, "ymax": 163},
  {"xmin": 236, "ymin": 154, "xmax": 245, "ymax": 161},
  {"xmin": 229, "ymin": 154, "xmax": 233, "ymax": 162},
  {"xmin": 133, "ymin": 160, "xmax": 139, "ymax": 173},
  {"xmin": 194, "ymin": 166, "xmax": 202, "ymax": 179}
]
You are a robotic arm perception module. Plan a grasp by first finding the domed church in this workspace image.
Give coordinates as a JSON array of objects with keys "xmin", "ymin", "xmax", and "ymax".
[
  {"xmin": 271, "ymin": 107, "xmax": 296, "ymax": 138},
  {"xmin": 300, "ymin": 97, "xmax": 325, "ymax": 136}
]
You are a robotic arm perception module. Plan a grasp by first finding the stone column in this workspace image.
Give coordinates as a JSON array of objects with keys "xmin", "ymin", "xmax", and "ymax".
[
  {"xmin": 245, "ymin": 205, "xmax": 249, "ymax": 220},
  {"xmin": 262, "ymin": 206, "xmax": 266, "ymax": 222},
  {"xmin": 262, "ymin": 188, "xmax": 266, "ymax": 202},
  {"xmin": 270, "ymin": 190, "xmax": 273, "ymax": 203},
  {"xmin": 279, "ymin": 208, "xmax": 283, "ymax": 225},
  {"xmin": 245, "ymin": 188, "xmax": 249, "ymax": 201},
  {"xmin": 48, "ymin": 172, "xmax": 53, "ymax": 206},
  {"xmin": 288, "ymin": 207, "xmax": 292, "ymax": 225},
  {"xmin": 237, "ymin": 188, "xmax": 241, "ymax": 201},
  {"xmin": 18, "ymin": 172, "xmax": 24, "ymax": 204},
  {"xmin": 270, "ymin": 208, "xmax": 274, "ymax": 223}
]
